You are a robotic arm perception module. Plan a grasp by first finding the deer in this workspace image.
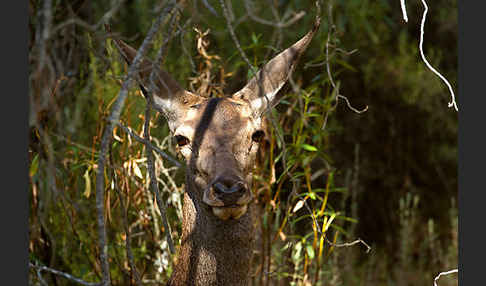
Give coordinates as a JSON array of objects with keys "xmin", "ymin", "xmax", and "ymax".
[{"xmin": 113, "ymin": 15, "xmax": 320, "ymax": 286}]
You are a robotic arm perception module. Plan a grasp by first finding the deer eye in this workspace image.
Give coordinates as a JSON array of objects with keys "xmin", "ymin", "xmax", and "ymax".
[
  {"xmin": 174, "ymin": 135, "xmax": 190, "ymax": 147},
  {"xmin": 251, "ymin": 130, "xmax": 265, "ymax": 143}
]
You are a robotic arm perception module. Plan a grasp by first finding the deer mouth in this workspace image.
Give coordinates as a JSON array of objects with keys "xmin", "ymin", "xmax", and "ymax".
[
  {"xmin": 211, "ymin": 204, "xmax": 248, "ymax": 220},
  {"xmin": 202, "ymin": 181, "xmax": 253, "ymax": 220}
]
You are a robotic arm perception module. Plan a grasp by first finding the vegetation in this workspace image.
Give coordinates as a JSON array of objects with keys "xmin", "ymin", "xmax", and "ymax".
[{"xmin": 29, "ymin": 0, "xmax": 457, "ymax": 285}]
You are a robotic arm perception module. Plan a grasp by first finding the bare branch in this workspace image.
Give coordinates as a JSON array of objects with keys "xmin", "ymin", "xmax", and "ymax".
[
  {"xmin": 336, "ymin": 94, "xmax": 368, "ymax": 114},
  {"xmin": 218, "ymin": 0, "xmax": 258, "ymax": 74},
  {"xmin": 244, "ymin": 0, "xmax": 306, "ymax": 28},
  {"xmin": 325, "ymin": 237, "xmax": 371, "ymax": 253},
  {"xmin": 50, "ymin": 17, "xmax": 97, "ymax": 35},
  {"xmin": 201, "ymin": 0, "xmax": 219, "ymax": 16},
  {"xmin": 418, "ymin": 0, "xmax": 458, "ymax": 111},
  {"xmin": 29, "ymin": 263, "xmax": 102, "ymax": 286},
  {"xmin": 433, "ymin": 269, "xmax": 458, "ymax": 286},
  {"xmin": 110, "ymin": 165, "xmax": 142, "ymax": 286},
  {"xmin": 96, "ymin": 5, "xmax": 175, "ymax": 285},
  {"xmin": 50, "ymin": 0, "xmax": 127, "ymax": 37},
  {"xmin": 322, "ymin": 1, "xmax": 367, "ymax": 130},
  {"xmin": 116, "ymin": 123, "xmax": 182, "ymax": 168},
  {"xmin": 143, "ymin": 104, "xmax": 176, "ymax": 254},
  {"xmin": 398, "ymin": 0, "xmax": 457, "ymax": 110},
  {"xmin": 400, "ymin": 0, "xmax": 409, "ymax": 22}
]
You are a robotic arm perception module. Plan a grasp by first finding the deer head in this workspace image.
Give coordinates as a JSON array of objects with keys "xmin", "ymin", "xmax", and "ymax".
[{"xmin": 114, "ymin": 17, "xmax": 320, "ymax": 222}]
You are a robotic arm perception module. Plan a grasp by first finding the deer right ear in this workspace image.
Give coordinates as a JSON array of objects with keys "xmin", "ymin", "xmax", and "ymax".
[
  {"xmin": 112, "ymin": 38, "xmax": 201, "ymax": 130},
  {"xmin": 231, "ymin": 16, "xmax": 320, "ymax": 118}
]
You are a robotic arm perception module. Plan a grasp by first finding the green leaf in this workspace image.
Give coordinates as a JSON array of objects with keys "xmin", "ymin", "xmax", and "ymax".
[
  {"xmin": 335, "ymin": 58, "xmax": 358, "ymax": 72},
  {"xmin": 83, "ymin": 168, "xmax": 92, "ymax": 198},
  {"xmin": 309, "ymin": 192, "xmax": 317, "ymax": 200},
  {"xmin": 251, "ymin": 33, "xmax": 259, "ymax": 44},
  {"xmin": 306, "ymin": 244, "xmax": 315, "ymax": 259},
  {"xmin": 29, "ymin": 154, "xmax": 39, "ymax": 177},
  {"xmin": 301, "ymin": 144, "xmax": 318, "ymax": 152}
]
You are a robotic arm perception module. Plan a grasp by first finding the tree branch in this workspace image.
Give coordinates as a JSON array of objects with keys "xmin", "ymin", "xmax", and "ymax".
[
  {"xmin": 244, "ymin": 0, "xmax": 305, "ymax": 29},
  {"xmin": 218, "ymin": 0, "xmax": 257, "ymax": 74},
  {"xmin": 29, "ymin": 263, "xmax": 102, "ymax": 286},
  {"xmin": 322, "ymin": 0, "xmax": 367, "ymax": 130},
  {"xmin": 143, "ymin": 105, "xmax": 175, "ymax": 254},
  {"xmin": 116, "ymin": 123, "xmax": 182, "ymax": 168},
  {"xmin": 95, "ymin": 5, "xmax": 174, "ymax": 285}
]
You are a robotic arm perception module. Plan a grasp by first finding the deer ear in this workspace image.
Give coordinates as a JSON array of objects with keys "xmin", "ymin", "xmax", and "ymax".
[
  {"xmin": 112, "ymin": 38, "xmax": 201, "ymax": 129},
  {"xmin": 231, "ymin": 17, "xmax": 320, "ymax": 117}
]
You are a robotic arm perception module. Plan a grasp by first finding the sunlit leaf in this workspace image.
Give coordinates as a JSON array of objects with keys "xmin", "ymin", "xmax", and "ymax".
[
  {"xmin": 301, "ymin": 144, "xmax": 318, "ymax": 152},
  {"xmin": 29, "ymin": 154, "xmax": 39, "ymax": 177},
  {"xmin": 133, "ymin": 161, "xmax": 143, "ymax": 179},
  {"xmin": 309, "ymin": 192, "xmax": 316, "ymax": 200},
  {"xmin": 306, "ymin": 244, "xmax": 315, "ymax": 259},
  {"xmin": 83, "ymin": 168, "xmax": 91, "ymax": 198},
  {"xmin": 293, "ymin": 200, "xmax": 305, "ymax": 213}
]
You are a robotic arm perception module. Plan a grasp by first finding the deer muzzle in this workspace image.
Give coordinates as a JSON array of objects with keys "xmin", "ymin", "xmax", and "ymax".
[{"xmin": 203, "ymin": 176, "xmax": 253, "ymax": 220}]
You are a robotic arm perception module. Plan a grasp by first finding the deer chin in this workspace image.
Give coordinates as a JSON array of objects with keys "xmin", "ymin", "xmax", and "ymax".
[{"xmin": 211, "ymin": 204, "xmax": 248, "ymax": 220}]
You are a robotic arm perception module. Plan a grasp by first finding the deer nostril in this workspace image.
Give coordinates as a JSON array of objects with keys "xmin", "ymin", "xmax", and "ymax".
[
  {"xmin": 208, "ymin": 179, "xmax": 250, "ymax": 207},
  {"xmin": 213, "ymin": 182, "xmax": 230, "ymax": 194},
  {"xmin": 228, "ymin": 182, "xmax": 245, "ymax": 194},
  {"xmin": 213, "ymin": 181, "xmax": 246, "ymax": 195}
]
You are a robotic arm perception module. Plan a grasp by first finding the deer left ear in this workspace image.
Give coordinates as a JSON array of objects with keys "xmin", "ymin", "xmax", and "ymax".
[
  {"xmin": 111, "ymin": 35, "xmax": 202, "ymax": 131},
  {"xmin": 231, "ymin": 16, "xmax": 320, "ymax": 117}
]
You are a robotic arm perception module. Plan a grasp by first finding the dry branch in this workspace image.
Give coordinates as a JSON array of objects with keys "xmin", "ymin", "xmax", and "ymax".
[
  {"xmin": 325, "ymin": 237, "xmax": 371, "ymax": 253},
  {"xmin": 244, "ymin": 0, "xmax": 306, "ymax": 29},
  {"xmin": 95, "ymin": 5, "xmax": 175, "ymax": 285},
  {"xmin": 321, "ymin": 0, "xmax": 367, "ymax": 130},
  {"xmin": 116, "ymin": 123, "xmax": 182, "ymax": 168},
  {"xmin": 218, "ymin": 0, "xmax": 257, "ymax": 74},
  {"xmin": 111, "ymin": 170, "xmax": 142, "ymax": 286},
  {"xmin": 143, "ymin": 104, "xmax": 176, "ymax": 254},
  {"xmin": 29, "ymin": 263, "xmax": 102, "ymax": 286}
]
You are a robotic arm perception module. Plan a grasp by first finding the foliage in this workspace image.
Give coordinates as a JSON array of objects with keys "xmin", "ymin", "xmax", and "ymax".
[{"xmin": 29, "ymin": 0, "xmax": 457, "ymax": 285}]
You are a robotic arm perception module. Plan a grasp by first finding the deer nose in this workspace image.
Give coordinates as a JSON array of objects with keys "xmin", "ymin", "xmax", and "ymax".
[
  {"xmin": 211, "ymin": 178, "xmax": 248, "ymax": 205},
  {"xmin": 213, "ymin": 181, "xmax": 245, "ymax": 194}
]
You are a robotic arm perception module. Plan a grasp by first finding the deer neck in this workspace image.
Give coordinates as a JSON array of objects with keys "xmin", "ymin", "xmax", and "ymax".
[{"xmin": 168, "ymin": 174, "xmax": 255, "ymax": 286}]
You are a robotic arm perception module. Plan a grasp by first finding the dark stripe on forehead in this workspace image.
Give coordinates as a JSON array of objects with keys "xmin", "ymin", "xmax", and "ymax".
[
  {"xmin": 208, "ymin": 97, "xmax": 223, "ymax": 106},
  {"xmin": 192, "ymin": 97, "xmax": 222, "ymax": 149}
]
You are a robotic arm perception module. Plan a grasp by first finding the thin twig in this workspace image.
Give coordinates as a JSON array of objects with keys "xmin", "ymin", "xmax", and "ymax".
[
  {"xmin": 218, "ymin": 0, "xmax": 258, "ymax": 75},
  {"xmin": 304, "ymin": 200, "xmax": 322, "ymax": 234},
  {"xmin": 113, "ymin": 1, "xmax": 182, "ymax": 255},
  {"xmin": 244, "ymin": 0, "xmax": 306, "ymax": 29},
  {"xmin": 33, "ymin": 262, "xmax": 49, "ymax": 286},
  {"xmin": 50, "ymin": 0, "xmax": 127, "ymax": 37},
  {"xmin": 116, "ymin": 123, "xmax": 182, "ymax": 168},
  {"xmin": 433, "ymin": 269, "xmax": 458, "ymax": 286},
  {"xmin": 321, "ymin": 1, "xmax": 367, "ymax": 130},
  {"xmin": 143, "ymin": 6, "xmax": 183, "ymax": 253},
  {"xmin": 336, "ymin": 94, "xmax": 368, "ymax": 113},
  {"xmin": 400, "ymin": 0, "xmax": 409, "ymax": 22},
  {"xmin": 143, "ymin": 104, "xmax": 176, "ymax": 254},
  {"xmin": 399, "ymin": 0, "xmax": 458, "ymax": 110},
  {"xmin": 112, "ymin": 170, "xmax": 142, "ymax": 286},
  {"xmin": 148, "ymin": 8, "xmax": 191, "ymax": 98},
  {"xmin": 201, "ymin": 0, "xmax": 219, "ymax": 16},
  {"xmin": 29, "ymin": 263, "xmax": 102, "ymax": 286},
  {"xmin": 325, "ymin": 237, "xmax": 371, "ymax": 253},
  {"xmin": 96, "ymin": 8, "xmax": 173, "ymax": 286},
  {"xmin": 138, "ymin": 6, "xmax": 181, "ymax": 249},
  {"xmin": 418, "ymin": 0, "xmax": 458, "ymax": 111}
]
